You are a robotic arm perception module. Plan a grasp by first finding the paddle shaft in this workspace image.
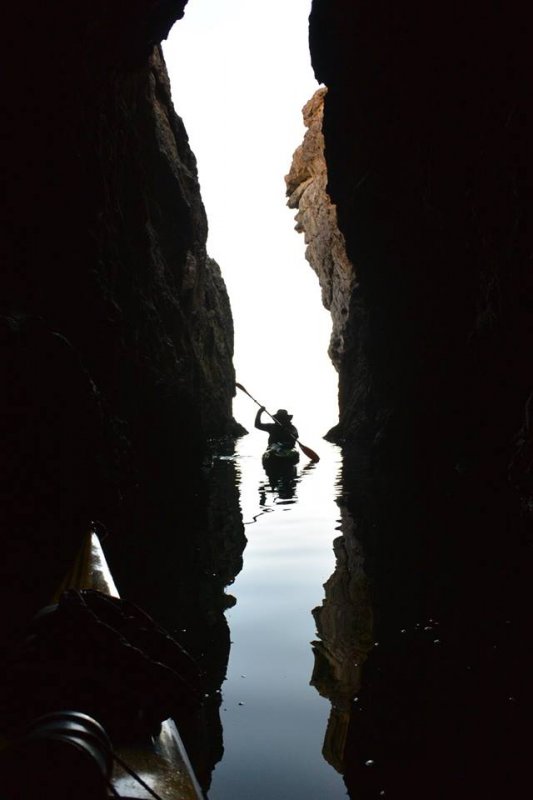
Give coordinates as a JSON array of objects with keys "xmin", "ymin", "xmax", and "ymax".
[
  {"xmin": 235, "ymin": 382, "xmax": 320, "ymax": 462},
  {"xmin": 236, "ymin": 385, "xmax": 282, "ymax": 426}
]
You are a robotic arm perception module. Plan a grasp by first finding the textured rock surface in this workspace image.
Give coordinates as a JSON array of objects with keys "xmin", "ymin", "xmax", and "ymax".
[
  {"xmin": 286, "ymin": 88, "xmax": 356, "ymax": 373},
  {"xmin": 1, "ymin": 5, "xmax": 245, "ymax": 784},
  {"xmin": 309, "ymin": 0, "xmax": 533, "ymax": 480},
  {"xmin": 0, "ymin": 2, "xmax": 240, "ymax": 638},
  {"xmin": 307, "ymin": 2, "xmax": 533, "ymax": 796}
]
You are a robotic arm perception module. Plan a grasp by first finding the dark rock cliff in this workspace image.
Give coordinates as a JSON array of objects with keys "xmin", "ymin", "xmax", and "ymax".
[
  {"xmin": 1, "ymin": 2, "xmax": 240, "ymax": 639},
  {"xmin": 307, "ymin": 2, "xmax": 532, "ymax": 796},
  {"xmin": 309, "ymin": 0, "xmax": 532, "ymax": 493}
]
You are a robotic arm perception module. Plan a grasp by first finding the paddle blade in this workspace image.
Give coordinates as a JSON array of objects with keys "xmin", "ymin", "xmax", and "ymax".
[
  {"xmin": 298, "ymin": 441, "xmax": 320, "ymax": 463},
  {"xmin": 235, "ymin": 382, "xmax": 260, "ymax": 406}
]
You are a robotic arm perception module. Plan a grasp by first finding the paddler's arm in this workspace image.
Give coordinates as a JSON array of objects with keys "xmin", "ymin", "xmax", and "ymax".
[{"xmin": 254, "ymin": 407, "xmax": 272, "ymax": 432}]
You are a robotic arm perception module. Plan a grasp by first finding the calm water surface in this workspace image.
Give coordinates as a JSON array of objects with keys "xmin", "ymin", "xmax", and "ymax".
[
  {"xmin": 107, "ymin": 416, "xmax": 530, "ymax": 799},
  {"xmin": 208, "ymin": 432, "xmax": 349, "ymax": 799}
]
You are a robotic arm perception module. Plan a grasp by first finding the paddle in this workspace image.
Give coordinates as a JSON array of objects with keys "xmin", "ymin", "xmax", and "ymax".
[{"xmin": 236, "ymin": 382, "xmax": 320, "ymax": 463}]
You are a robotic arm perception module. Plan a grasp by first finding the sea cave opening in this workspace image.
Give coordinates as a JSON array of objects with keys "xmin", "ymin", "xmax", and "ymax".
[{"xmin": 163, "ymin": 0, "xmax": 338, "ymax": 439}]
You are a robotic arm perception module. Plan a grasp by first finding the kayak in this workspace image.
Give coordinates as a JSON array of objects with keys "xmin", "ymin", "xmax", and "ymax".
[
  {"xmin": 57, "ymin": 532, "xmax": 204, "ymax": 800},
  {"xmin": 0, "ymin": 532, "xmax": 204, "ymax": 800},
  {"xmin": 262, "ymin": 443, "xmax": 300, "ymax": 467}
]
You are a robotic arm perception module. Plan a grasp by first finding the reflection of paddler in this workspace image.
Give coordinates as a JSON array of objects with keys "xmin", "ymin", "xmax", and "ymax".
[{"xmin": 264, "ymin": 463, "xmax": 298, "ymax": 501}]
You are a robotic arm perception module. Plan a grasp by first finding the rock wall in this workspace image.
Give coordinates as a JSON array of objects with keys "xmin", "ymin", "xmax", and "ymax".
[
  {"xmin": 0, "ymin": 2, "xmax": 240, "ymax": 639},
  {"xmin": 285, "ymin": 88, "xmax": 356, "ymax": 375},
  {"xmin": 308, "ymin": 0, "xmax": 532, "ymax": 493},
  {"xmin": 306, "ymin": 3, "xmax": 533, "ymax": 795}
]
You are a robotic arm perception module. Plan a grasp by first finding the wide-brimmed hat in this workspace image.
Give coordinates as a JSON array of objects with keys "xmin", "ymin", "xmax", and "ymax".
[{"xmin": 275, "ymin": 409, "xmax": 293, "ymax": 421}]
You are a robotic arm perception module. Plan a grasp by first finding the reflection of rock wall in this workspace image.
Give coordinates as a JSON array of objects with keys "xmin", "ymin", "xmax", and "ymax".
[
  {"xmin": 311, "ymin": 505, "xmax": 372, "ymax": 772},
  {"xmin": 179, "ymin": 455, "xmax": 247, "ymax": 791},
  {"xmin": 286, "ymin": 88, "xmax": 356, "ymax": 373},
  {"xmin": 106, "ymin": 452, "xmax": 246, "ymax": 793}
]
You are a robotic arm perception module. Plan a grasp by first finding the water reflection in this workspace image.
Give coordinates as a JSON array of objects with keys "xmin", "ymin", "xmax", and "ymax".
[
  {"xmin": 209, "ymin": 437, "xmax": 347, "ymax": 800},
  {"xmin": 105, "ymin": 447, "xmax": 247, "ymax": 793},
  {"xmin": 329, "ymin": 445, "xmax": 533, "ymax": 799},
  {"xmin": 261, "ymin": 463, "xmax": 298, "ymax": 502},
  {"xmin": 260, "ymin": 459, "xmax": 318, "ymax": 506},
  {"xmin": 311, "ymin": 502, "xmax": 373, "ymax": 773}
]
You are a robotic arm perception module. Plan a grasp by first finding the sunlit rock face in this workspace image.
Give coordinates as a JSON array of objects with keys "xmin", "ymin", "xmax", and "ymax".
[
  {"xmin": 309, "ymin": 0, "xmax": 533, "ymax": 493},
  {"xmin": 285, "ymin": 88, "xmax": 356, "ymax": 375},
  {"xmin": 0, "ymin": 2, "xmax": 239, "ymax": 634}
]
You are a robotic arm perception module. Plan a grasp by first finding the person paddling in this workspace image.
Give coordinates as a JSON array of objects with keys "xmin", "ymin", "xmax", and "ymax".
[
  {"xmin": 255, "ymin": 407, "xmax": 298, "ymax": 448},
  {"xmin": 236, "ymin": 382, "xmax": 319, "ymax": 462}
]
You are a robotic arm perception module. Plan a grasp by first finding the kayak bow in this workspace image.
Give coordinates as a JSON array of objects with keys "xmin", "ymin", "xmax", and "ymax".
[{"xmin": 56, "ymin": 532, "xmax": 204, "ymax": 800}]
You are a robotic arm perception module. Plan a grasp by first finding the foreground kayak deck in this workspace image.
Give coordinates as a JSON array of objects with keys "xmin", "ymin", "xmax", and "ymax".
[
  {"xmin": 57, "ymin": 533, "xmax": 203, "ymax": 800},
  {"xmin": 112, "ymin": 720, "xmax": 201, "ymax": 799}
]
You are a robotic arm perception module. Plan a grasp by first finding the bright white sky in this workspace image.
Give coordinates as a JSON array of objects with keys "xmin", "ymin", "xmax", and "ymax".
[{"xmin": 163, "ymin": 0, "xmax": 338, "ymax": 439}]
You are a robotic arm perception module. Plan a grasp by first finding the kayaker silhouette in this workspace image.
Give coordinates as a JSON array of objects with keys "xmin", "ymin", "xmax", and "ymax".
[
  {"xmin": 255, "ymin": 407, "xmax": 298, "ymax": 446},
  {"xmin": 236, "ymin": 383, "xmax": 319, "ymax": 462}
]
